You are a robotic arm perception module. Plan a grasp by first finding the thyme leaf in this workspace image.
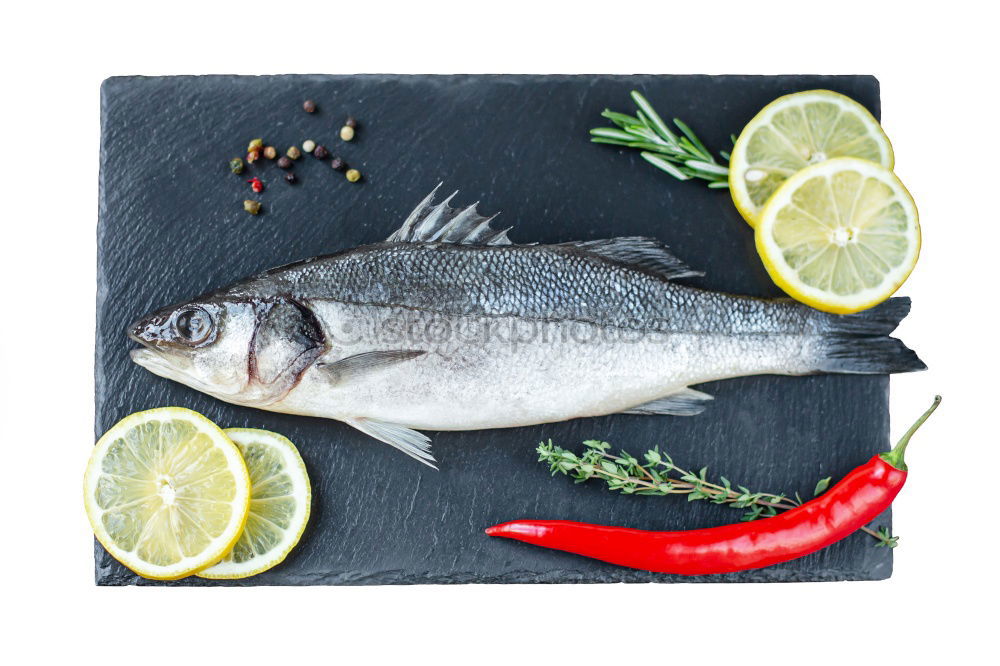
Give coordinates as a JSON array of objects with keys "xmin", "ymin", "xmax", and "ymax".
[{"xmin": 537, "ymin": 439, "xmax": 897, "ymax": 548}]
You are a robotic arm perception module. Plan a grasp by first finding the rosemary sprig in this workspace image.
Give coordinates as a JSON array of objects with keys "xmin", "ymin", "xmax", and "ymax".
[
  {"xmin": 590, "ymin": 91, "xmax": 731, "ymax": 188},
  {"xmin": 538, "ymin": 439, "xmax": 898, "ymax": 548}
]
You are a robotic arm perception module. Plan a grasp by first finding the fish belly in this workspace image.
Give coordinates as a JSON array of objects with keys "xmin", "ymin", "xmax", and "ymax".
[{"xmin": 272, "ymin": 303, "xmax": 821, "ymax": 431}]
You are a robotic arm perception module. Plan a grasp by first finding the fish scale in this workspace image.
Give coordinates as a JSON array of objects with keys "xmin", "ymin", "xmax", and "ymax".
[{"xmin": 129, "ymin": 186, "xmax": 925, "ymax": 467}]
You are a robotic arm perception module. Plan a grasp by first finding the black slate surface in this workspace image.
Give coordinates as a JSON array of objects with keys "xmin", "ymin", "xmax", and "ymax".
[{"xmin": 96, "ymin": 74, "xmax": 893, "ymax": 585}]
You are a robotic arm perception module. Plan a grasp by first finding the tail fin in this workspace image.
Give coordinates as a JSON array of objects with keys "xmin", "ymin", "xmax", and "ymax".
[{"xmin": 816, "ymin": 297, "xmax": 926, "ymax": 374}]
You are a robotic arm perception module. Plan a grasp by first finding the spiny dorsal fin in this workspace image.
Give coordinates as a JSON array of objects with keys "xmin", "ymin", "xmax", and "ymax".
[
  {"xmin": 563, "ymin": 237, "xmax": 703, "ymax": 281},
  {"xmin": 387, "ymin": 183, "xmax": 511, "ymax": 246}
]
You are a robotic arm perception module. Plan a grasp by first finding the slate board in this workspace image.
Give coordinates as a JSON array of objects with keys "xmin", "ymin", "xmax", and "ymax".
[{"xmin": 96, "ymin": 74, "xmax": 894, "ymax": 585}]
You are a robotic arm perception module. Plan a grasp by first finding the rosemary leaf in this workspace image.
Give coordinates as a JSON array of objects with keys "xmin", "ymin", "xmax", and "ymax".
[
  {"xmin": 631, "ymin": 91, "xmax": 678, "ymax": 143},
  {"xmin": 641, "ymin": 152, "xmax": 690, "ymax": 180},
  {"xmin": 590, "ymin": 127, "xmax": 637, "ymax": 142},
  {"xmin": 673, "ymin": 117, "xmax": 713, "ymax": 161},
  {"xmin": 684, "ymin": 160, "xmax": 730, "ymax": 176}
]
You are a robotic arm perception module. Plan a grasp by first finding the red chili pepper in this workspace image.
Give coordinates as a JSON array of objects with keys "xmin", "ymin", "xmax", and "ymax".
[
  {"xmin": 486, "ymin": 397, "xmax": 940, "ymax": 575},
  {"xmin": 247, "ymin": 177, "xmax": 264, "ymax": 193}
]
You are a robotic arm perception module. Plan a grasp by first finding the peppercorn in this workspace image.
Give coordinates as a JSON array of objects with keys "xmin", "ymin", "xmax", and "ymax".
[
  {"xmin": 313, "ymin": 144, "xmax": 329, "ymax": 159},
  {"xmin": 284, "ymin": 172, "xmax": 297, "ymax": 184},
  {"xmin": 277, "ymin": 156, "xmax": 293, "ymax": 169},
  {"xmin": 229, "ymin": 157, "xmax": 244, "ymax": 174},
  {"xmin": 248, "ymin": 138, "xmax": 264, "ymax": 151},
  {"xmin": 339, "ymin": 125, "xmax": 355, "ymax": 142},
  {"xmin": 244, "ymin": 200, "xmax": 262, "ymax": 215},
  {"xmin": 286, "ymin": 146, "xmax": 301, "ymax": 160},
  {"xmin": 302, "ymin": 139, "xmax": 316, "ymax": 153},
  {"xmin": 345, "ymin": 116, "xmax": 357, "ymax": 129},
  {"xmin": 303, "ymin": 100, "xmax": 317, "ymax": 113},
  {"xmin": 346, "ymin": 168, "xmax": 362, "ymax": 183},
  {"xmin": 330, "ymin": 156, "xmax": 346, "ymax": 171},
  {"xmin": 263, "ymin": 145, "xmax": 277, "ymax": 160},
  {"xmin": 247, "ymin": 177, "xmax": 264, "ymax": 193},
  {"xmin": 246, "ymin": 148, "xmax": 261, "ymax": 164}
]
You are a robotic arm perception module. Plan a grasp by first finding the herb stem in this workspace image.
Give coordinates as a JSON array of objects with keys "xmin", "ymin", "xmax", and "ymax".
[
  {"xmin": 591, "ymin": 91, "xmax": 730, "ymax": 188},
  {"xmin": 538, "ymin": 440, "xmax": 897, "ymax": 547}
]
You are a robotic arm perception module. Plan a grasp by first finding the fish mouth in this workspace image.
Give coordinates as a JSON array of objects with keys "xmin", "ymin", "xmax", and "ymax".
[{"xmin": 129, "ymin": 347, "xmax": 188, "ymax": 378}]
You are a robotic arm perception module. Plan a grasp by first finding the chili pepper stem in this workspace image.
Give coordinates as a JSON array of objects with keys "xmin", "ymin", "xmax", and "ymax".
[{"xmin": 880, "ymin": 396, "xmax": 942, "ymax": 472}]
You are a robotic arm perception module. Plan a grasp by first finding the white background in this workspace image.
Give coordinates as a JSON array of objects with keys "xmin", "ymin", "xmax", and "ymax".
[{"xmin": 2, "ymin": 1, "xmax": 997, "ymax": 663}]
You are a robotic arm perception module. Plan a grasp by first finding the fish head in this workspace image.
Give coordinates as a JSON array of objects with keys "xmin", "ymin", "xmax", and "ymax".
[{"xmin": 127, "ymin": 294, "xmax": 326, "ymax": 407}]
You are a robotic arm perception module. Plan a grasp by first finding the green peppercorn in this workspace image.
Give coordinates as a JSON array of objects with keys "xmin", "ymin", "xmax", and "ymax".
[
  {"xmin": 286, "ymin": 146, "xmax": 301, "ymax": 160},
  {"xmin": 346, "ymin": 168, "xmax": 362, "ymax": 183},
  {"xmin": 229, "ymin": 157, "xmax": 244, "ymax": 174},
  {"xmin": 248, "ymin": 138, "xmax": 264, "ymax": 151},
  {"xmin": 244, "ymin": 199, "xmax": 262, "ymax": 215}
]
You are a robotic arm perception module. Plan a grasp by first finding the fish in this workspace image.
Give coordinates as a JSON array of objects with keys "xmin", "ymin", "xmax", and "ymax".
[{"xmin": 128, "ymin": 185, "xmax": 925, "ymax": 467}]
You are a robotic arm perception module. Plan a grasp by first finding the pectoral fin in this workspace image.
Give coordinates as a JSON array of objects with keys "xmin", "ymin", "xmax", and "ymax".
[
  {"xmin": 346, "ymin": 418, "xmax": 437, "ymax": 469},
  {"xmin": 317, "ymin": 350, "xmax": 426, "ymax": 384},
  {"xmin": 621, "ymin": 388, "xmax": 713, "ymax": 416}
]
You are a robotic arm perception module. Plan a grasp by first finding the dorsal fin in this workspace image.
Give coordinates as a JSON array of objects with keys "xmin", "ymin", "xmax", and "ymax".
[
  {"xmin": 387, "ymin": 184, "xmax": 511, "ymax": 246},
  {"xmin": 562, "ymin": 237, "xmax": 703, "ymax": 280}
]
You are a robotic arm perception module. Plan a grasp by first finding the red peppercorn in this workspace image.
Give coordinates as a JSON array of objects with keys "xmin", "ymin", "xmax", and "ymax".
[{"xmin": 247, "ymin": 177, "xmax": 264, "ymax": 193}]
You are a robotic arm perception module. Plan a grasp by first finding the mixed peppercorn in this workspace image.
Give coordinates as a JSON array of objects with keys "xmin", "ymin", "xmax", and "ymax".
[{"xmin": 228, "ymin": 101, "xmax": 366, "ymax": 215}]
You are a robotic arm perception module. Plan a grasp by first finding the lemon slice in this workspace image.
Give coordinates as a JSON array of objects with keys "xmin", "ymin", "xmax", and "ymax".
[
  {"xmin": 730, "ymin": 90, "xmax": 894, "ymax": 226},
  {"xmin": 755, "ymin": 157, "xmax": 919, "ymax": 314},
  {"xmin": 197, "ymin": 429, "xmax": 311, "ymax": 579},
  {"xmin": 84, "ymin": 407, "xmax": 251, "ymax": 580}
]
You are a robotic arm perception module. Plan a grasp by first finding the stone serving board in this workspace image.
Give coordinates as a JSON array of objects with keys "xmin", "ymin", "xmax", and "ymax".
[{"xmin": 96, "ymin": 74, "xmax": 894, "ymax": 585}]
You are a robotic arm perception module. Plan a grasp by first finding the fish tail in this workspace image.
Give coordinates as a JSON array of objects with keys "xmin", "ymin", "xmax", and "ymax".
[{"xmin": 815, "ymin": 297, "xmax": 926, "ymax": 374}]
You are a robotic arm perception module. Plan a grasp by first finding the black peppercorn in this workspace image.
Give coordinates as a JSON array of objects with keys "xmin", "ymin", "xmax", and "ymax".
[
  {"xmin": 303, "ymin": 100, "xmax": 317, "ymax": 113},
  {"xmin": 330, "ymin": 156, "xmax": 346, "ymax": 171},
  {"xmin": 277, "ymin": 156, "xmax": 293, "ymax": 169},
  {"xmin": 345, "ymin": 116, "xmax": 357, "ymax": 129},
  {"xmin": 312, "ymin": 144, "xmax": 329, "ymax": 159},
  {"xmin": 284, "ymin": 172, "xmax": 297, "ymax": 184}
]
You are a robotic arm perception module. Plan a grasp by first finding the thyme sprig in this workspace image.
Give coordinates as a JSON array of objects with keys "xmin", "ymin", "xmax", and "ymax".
[
  {"xmin": 537, "ymin": 439, "xmax": 898, "ymax": 548},
  {"xmin": 590, "ymin": 91, "xmax": 732, "ymax": 188}
]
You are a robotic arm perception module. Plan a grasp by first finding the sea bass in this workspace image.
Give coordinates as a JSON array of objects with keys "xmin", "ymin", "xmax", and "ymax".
[{"xmin": 128, "ymin": 186, "xmax": 925, "ymax": 467}]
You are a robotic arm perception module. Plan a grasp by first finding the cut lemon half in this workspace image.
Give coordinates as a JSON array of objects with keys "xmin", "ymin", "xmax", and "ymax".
[
  {"xmin": 730, "ymin": 90, "xmax": 894, "ymax": 226},
  {"xmin": 755, "ymin": 157, "xmax": 919, "ymax": 314},
  {"xmin": 84, "ymin": 407, "xmax": 251, "ymax": 580},
  {"xmin": 197, "ymin": 428, "xmax": 311, "ymax": 579}
]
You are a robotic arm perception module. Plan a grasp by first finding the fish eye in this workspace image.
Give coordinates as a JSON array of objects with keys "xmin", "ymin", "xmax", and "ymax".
[{"xmin": 173, "ymin": 307, "xmax": 213, "ymax": 344}]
